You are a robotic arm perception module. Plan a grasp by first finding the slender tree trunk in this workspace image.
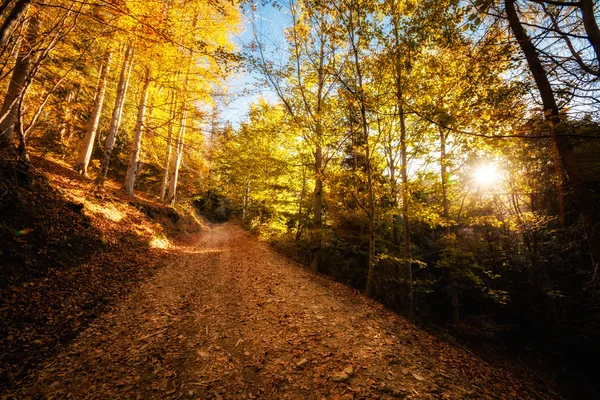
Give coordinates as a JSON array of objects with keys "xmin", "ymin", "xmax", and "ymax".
[
  {"xmin": 390, "ymin": 165, "xmax": 401, "ymax": 249},
  {"xmin": 15, "ymin": 93, "xmax": 26, "ymax": 160},
  {"xmin": 0, "ymin": 0, "xmax": 31, "ymax": 47},
  {"xmin": 392, "ymin": 0, "xmax": 413, "ymax": 316},
  {"xmin": 123, "ymin": 67, "xmax": 151, "ymax": 196},
  {"xmin": 61, "ymin": 86, "xmax": 82, "ymax": 159},
  {"xmin": 167, "ymin": 107, "xmax": 187, "ymax": 205},
  {"xmin": 58, "ymin": 90, "xmax": 73, "ymax": 153},
  {"xmin": 506, "ymin": 0, "xmax": 600, "ymax": 272},
  {"xmin": 296, "ymin": 165, "xmax": 307, "ymax": 241},
  {"xmin": 552, "ymin": 146, "xmax": 566, "ymax": 228},
  {"xmin": 74, "ymin": 47, "xmax": 113, "ymax": 176},
  {"xmin": 0, "ymin": 11, "xmax": 38, "ymax": 157},
  {"xmin": 399, "ymin": 103, "xmax": 412, "ymax": 317},
  {"xmin": 95, "ymin": 44, "xmax": 133, "ymax": 187},
  {"xmin": 308, "ymin": 29, "xmax": 327, "ymax": 273},
  {"xmin": 159, "ymin": 117, "xmax": 173, "ymax": 201},
  {"xmin": 440, "ymin": 128, "xmax": 459, "ymax": 324},
  {"xmin": 309, "ymin": 140, "xmax": 323, "ymax": 273},
  {"xmin": 242, "ymin": 177, "xmax": 250, "ymax": 224},
  {"xmin": 160, "ymin": 93, "xmax": 176, "ymax": 201},
  {"xmin": 346, "ymin": 8, "xmax": 376, "ymax": 297}
]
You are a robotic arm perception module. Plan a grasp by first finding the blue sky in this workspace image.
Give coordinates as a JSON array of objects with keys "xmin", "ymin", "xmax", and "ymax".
[{"xmin": 220, "ymin": 3, "xmax": 287, "ymax": 128}]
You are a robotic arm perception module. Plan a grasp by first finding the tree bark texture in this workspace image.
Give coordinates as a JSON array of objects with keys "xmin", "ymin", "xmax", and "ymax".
[
  {"xmin": 96, "ymin": 44, "xmax": 134, "ymax": 187},
  {"xmin": 0, "ymin": 11, "xmax": 38, "ymax": 158},
  {"xmin": 74, "ymin": 47, "xmax": 113, "ymax": 176},
  {"xmin": 123, "ymin": 67, "xmax": 151, "ymax": 195}
]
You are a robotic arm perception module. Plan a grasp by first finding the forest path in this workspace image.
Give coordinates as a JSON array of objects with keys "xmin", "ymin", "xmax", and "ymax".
[{"xmin": 16, "ymin": 223, "xmax": 542, "ymax": 399}]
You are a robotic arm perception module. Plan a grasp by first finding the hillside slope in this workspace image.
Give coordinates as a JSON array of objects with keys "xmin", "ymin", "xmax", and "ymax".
[{"xmin": 0, "ymin": 156, "xmax": 202, "ymax": 392}]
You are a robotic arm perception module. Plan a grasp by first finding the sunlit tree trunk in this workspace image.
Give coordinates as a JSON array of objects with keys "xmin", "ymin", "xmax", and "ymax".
[
  {"xmin": 95, "ymin": 44, "xmax": 134, "ymax": 187},
  {"xmin": 15, "ymin": 92, "xmax": 26, "ymax": 160},
  {"xmin": 123, "ymin": 67, "xmax": 151, "ymax": 195},
  {"xmin": 505, "ymin": 0, "xmax": 600, "ymax": 273},
  {"xmin": 160, "ymin": 92, "xmax": 176, "ymax": 201},
  {"xmin": 167, "ymin": 107, "xmax": 187, "ymax": 205},
  {"xmin": 0, "ymin": 11, "xmax": 38, "ymax": 158},
  {"xmin": 74, "ymin": 47, "xmax": 113, "ymax": 176},
  {"xmin": 58, "ymin": 90, "xmax": 74, "ymax": 154}
]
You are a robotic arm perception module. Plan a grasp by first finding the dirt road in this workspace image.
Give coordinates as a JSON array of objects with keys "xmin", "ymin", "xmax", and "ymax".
[{"xmin": 13, "ymin": 223, "xmax": 544, "ymax": 399}]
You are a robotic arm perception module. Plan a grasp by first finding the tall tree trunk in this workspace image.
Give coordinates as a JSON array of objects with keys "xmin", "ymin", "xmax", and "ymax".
[
  {"xmin": 440, "ymin": 128, "xmax": 459, "ymax": 324},
  {"xmin": 58, "ymin": 90, "xmax": 74, "ymax": 154},
  {"xmin": 505, "ymin": 0, "xmax": 600, "ymax": 272},
  {"xmin": 123, "ymin": 67, "xmax": 151, "ymax": 196},
  {"xmin": 309, "ymin": 141, "xmax": 323, "ymax": 273},
  {"xmin": 15, "ymin": 92, "xmax": 26, "ymax": 160},
  {"xmin": 552, "ymin": 146, "xmax": 566, "ymax": 228},
  {"xmin": 308, "ymin": 25, "xmax": 327, "ymax": 274},
  {"xmin": 160, "ymin": 92, "xmax": 176, "ymax": 201},
  {"xmin": 296, "ymin": 165, "xmax": 307, "ymax": 241},
  {"xmin": 167, "ymin": 107, "xmax": 187, "ymax": 205},
  {"xmin": 0, "ymin": 0, "xmax": 31, "ymax": 47},
  {"xmin": 74, "ymin": 47, "xmax": 113, "ymax": 176},
  {"xmin": 392, "ymin": 0, "xmax": 413, "ymax": 316},
  {"xmin": 346, "ymin": 7, "xmax": 376, "ymax": 297},
  {"xmin": 242, "ymin": 177, "xmax": 250, "ymax": 224},
  {"xmin": 0, "ymin": 11, "xmax": 38, "ymax": 158},
  {"xmin": 399, "ymin": 103, "xmax": 412, "ymax": 317},
  {"xmin": 95, "ymin": 44, "xmax": 134, "ymax": 187}
]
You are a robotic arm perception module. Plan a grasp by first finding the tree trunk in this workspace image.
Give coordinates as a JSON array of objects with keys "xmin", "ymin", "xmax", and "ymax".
[
  {"xmin": 309, "ymin": 142, "xmax": 323, "ymax": 273},
  {"xmin": 242, "ymin": 177, "xmax": 250, "ymax": 224},
  {"xmin": 392, "ymin": 1, "xmax": 413, "ymax": 316},
  {"xmin": 0, "ymin": 11, "xmax": 38, "ymax": 158},
  {"xmin": 580, "ymin": 0, "xmax": 600, "ymax": 65},
  {"xmin": 15, "ymin": 93, "xmax": 27, "ymax": 160},
  {"xmin": 399, "ymin": 103, "xmax": 412, "ymax": 317},
  {"xmin": 167, "ymin": 107, "xmax": 187, "ymax": 205},
  {"xmin": 74, "ymin": 47, "xmax": 113, "ymax": 176},
  {"xmin": 505, "ymin": 0, "xmax": 600, "ymax": 272},
  {"xmin": 95, "ymin": 44, "xmax": 134, "ymax": 187},
  {"xmin": 441, "ymin": 127, "xmax": 459, "ymax": 324},
  {"xmin": 296, "ymin": 165, "xmax": 307, "ymax": 241},
  {"xmin": 160, "ymin": 93, "xmax": 176, "ymax": 201},
  {"xmin": 58, "ymin": 90, "xmax": 74, "ymax": 154},
  {"xmin": 346, "ymin": 9, "xmax": 376, "ymax": 297},
  {"xmin": 0, "ymin": 0, "xmax": 31, "ymax": 47},
  {"xmin": 123, "ymin": 67, "xmax": 151, "ymax": 196}
]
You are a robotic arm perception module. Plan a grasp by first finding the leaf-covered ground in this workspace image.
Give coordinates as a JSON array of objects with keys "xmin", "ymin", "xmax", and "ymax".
[
  {"xmin": 0, "ymin": 156, "xmax": 201, "ymax": 394},
  {"xmin": 1, "ymin": 157, "xmax": 564, "ymax": 399},
  {"xmin": 5, "ymin": 222, "xmax": 558, "ymax": 399}
]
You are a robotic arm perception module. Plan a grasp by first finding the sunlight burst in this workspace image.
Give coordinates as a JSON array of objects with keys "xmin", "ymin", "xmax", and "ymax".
[{"xmin": 474, "ymin": 163, "xmax": 499, "ymax": 187}]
